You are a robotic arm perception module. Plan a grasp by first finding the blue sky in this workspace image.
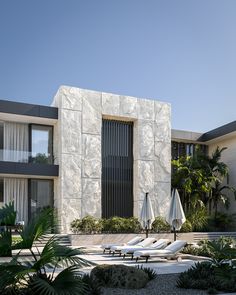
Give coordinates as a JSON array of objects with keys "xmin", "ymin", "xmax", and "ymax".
[{"xmin": 0, "ymin": 0, "xmax": 236, "ymax": 132}]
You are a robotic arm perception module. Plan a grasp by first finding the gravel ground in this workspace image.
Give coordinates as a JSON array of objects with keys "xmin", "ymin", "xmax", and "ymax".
[{"xmin": 101, "ymin": 273, "xmax": 207, "ymax": 295}]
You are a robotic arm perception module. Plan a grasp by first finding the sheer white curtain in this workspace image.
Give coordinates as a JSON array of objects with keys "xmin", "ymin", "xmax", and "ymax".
[
  {"xmin": 4, "ymin": 122, "xmax": 29, "ymax": 162},
  {"xmin": 4, "ymin": 178, "xmax": 28, "ymax": 223}
]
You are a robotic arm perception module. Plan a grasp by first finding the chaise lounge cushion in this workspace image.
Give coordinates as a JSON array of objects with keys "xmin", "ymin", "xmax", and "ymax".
[
  {"xmin": 121, "ymin": 239, "xmax": 169, "ymax": 255},
  {"xmin": 111, "ymin": 237, "xmax": 156, "ymax": 252},
  {"xmin": 133, "ymin": 240, "xmax": 187, "ymax": 258},
  {"xmin": 101, "ymin": 236, "xmax": 142, "ymax": 250}
]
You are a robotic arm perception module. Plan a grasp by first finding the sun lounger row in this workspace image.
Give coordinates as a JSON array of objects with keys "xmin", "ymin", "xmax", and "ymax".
[
  {"xmin": 101, "ymin": 237, "xmax": 187, "ymax": 262},
  {"xmin": 101, "ymin": 236, "xmax": 143, "ymax": 253}
]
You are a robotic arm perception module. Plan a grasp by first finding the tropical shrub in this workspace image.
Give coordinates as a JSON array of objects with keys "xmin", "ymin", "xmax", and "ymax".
[
  {"xmin": 177, "ymin": 262, "xmax": 217, "ymax": 290},
  {"xmin": 0, "ymin": 205, "xmax": 93, "ymax": 294},
  {"xmin": 182, "ymin": 237, "xmax": 236, "ymax": 259},
  {"xmin": 178, "ymin": 237, "xmax": 236, "ymax": 293},
  {"xmin": 71, "ymin": 216, "xmax": 103, "ymax": 234},
  {"xmin": 172, "ymin": 147, "xmax": 236, "ymax": 231},
  {"xmin": 186, "ymin": 206, "xmax": 208, "ymax": 231},
  {"xmin": 151, "ymin": 216, "xmax": 171, "ymax": 232},
  {"xmin": 177, "ymin": 261, "xmax": 236, "ymax": 292},
  {"xmin": 102, "ymin": 216, "xmax": 126, "ymax": 233},
  {"xmin": 206, "ymin": 212, "xmax": 236, "ymax": 232},
  {"xmin": 0, "ymin": 202, "xmax": 17, "ymax": 257},
  {"xmin": 180, "ymin": 220, "xmax": 192, "ymax": 232},
  {"xmin": 71, "ymin": 216, "xmax": 142, "ymax": 234},
  {"xmin": 90, "ymin": 264, "xmax": 149, "ymax": 289},
  {"xmin": 0, "ymin": 202, "xmax": 16, "ymax": 226},
  {"xmin": 102, "ymin": 216, "xmax": 142, "ymax": 233},
  {"xmin": 136, "ymin": 265, "xmax": 157, "ymax": 280}
]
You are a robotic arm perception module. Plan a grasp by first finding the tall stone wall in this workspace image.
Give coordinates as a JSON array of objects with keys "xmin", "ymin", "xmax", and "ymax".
[{"xmin": 52, "ymin": 86, "xmax": 171, "ymax": 233}]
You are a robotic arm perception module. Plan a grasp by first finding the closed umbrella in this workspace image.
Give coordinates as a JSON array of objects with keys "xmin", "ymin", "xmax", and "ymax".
[
  {"xmin": 166, "ymin": 188, "xmax": 186, "ymax": 241},
  {"xmin": 139, "ymin": 192, "xmax": 155, "ymax": 238}
]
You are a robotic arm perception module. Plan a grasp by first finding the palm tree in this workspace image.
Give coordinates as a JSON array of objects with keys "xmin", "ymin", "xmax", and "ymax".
[
  {"xmin": 0, "ymin": 205, "xmax": 93, "ymax": 294},
  {"xmin": 207, "ymin": 147, "xmax": 236, "ymax": 215},
  {"xmin": 172, "ymin": 146, "xmax": 236, "ymax": 228}
]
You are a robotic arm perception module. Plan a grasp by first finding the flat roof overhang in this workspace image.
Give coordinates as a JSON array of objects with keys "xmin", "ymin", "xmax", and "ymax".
[
  {"xmin": 0, "ymin": 162, "xmax": 59, "ymax": 178},
  {"xmin": 0, "ymin": 99, "xmax": 58, "ymax": 125}
]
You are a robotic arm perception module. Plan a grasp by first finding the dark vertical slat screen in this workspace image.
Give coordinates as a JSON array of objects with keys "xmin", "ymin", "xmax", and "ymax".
[{"xmin": 102, "ymin": 119, "xmax": 133, "ymax": 218}]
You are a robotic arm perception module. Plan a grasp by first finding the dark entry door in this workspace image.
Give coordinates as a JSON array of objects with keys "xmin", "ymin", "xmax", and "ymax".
[{"xmin": 102, "ymin": 119, "xmax": 133, "ymax": 218}]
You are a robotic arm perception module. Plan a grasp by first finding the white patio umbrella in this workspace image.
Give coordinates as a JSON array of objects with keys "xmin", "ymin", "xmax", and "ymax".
[
  {"xmin": 166, "ymin": 188, "xmax": 186, "ymax": 241},
  {"xmin": 139, "ymin": 192, "xmax": 155, "ymax": 238}
]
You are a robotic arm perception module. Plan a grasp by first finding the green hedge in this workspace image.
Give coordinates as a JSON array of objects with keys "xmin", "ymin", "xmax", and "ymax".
[{"xmin": 71, "ymin": 215, "xmax": 193, "ymax": 234}]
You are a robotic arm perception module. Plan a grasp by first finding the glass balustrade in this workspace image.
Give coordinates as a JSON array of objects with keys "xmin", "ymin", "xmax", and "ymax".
[{"xmin": 0, "ymin": 149, "xmax": 53, "ymax": 164}]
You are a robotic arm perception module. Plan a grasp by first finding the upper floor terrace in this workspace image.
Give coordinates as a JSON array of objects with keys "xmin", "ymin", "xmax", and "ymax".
[{"xmin": 0, "ymin": 99, "xmax": 58, "ymax": 177}]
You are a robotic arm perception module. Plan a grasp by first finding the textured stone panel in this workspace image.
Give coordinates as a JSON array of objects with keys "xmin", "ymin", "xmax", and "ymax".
[
  {"xmin": 61, "ymin": 154, "xmax": 81, "ymax": 199},
  {"xmin": 137, "ymin": 120, "xmax": 154, "ymax": 160},
  {"xmin": 137, "ymin": 160, "xmax": 154, "ymax": 196},
  {"xmin": 82, "ymin": 90, "xmax": 102, "ymax": 134},
  {"xmin": 82, "ymin": 134, "xmax": 101, "ymax": 178},
  {"xmin": 154, "ymin": 121, "xmax": 171, "ymax": 143},
  {"xmin": 52, "ymin": 86, "xmax": 172, "ymax": 232},
  {"xmin": 138, "ymin": 99, "xmax": 154, "ymax": 120},
  {"xmin": 61, "ymin": 198, "xmax": 81, "ymax": 233},
  {"xmin": 81, "ymin": 178, "xmax": 101, "ymax": 217},
  {"xmin": 102, "ymin": 92, "xmax": 120, "ymax": 116},
  {"xmin": 61, "ymin": 109, "xmax": 81, "ymax": 154},
  {"xmin": 53, "ymin": 122, "xmax": 60, "ymax": 165},
  {"xmin": 154, "ymin": 142, "xmax": 171, "ymax": 182},
  {"xmin": 119, "ymin": 96, "xmax": 138, "ymax": 118},
  {"xmin": 154, "ymin": 101, "xmax": 171, "ymax": 123},
  {"xmin": 152, "ymin": 182, "xmax": 171, "ymax": 217},
  {"xmin": 60, "ymin": 86, "xmax": 82, "ymax": 111}
]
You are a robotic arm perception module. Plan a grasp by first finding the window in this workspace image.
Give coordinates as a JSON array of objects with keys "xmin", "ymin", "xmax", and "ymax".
[
  {"xmin": 29, "ymin": 179, "xmax": 53, "ymax": 219},
  {"xmin": 102, "ymin": 120, "xmax": 133, "ymax": 218},
  {"xmin": 0, "ymin": 178, "xmax": 3, "ymax": 208},
  {"xmin": 31, "ymin": 125, "xmax": 53, "ymax": 164},
  {"xmin": 0, "ymin": 123, "xmax": 3, "ymax": 161}
]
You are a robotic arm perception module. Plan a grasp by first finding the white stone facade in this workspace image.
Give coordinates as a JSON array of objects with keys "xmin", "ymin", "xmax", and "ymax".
[{"xmin": 52, "ymin": 86, "xmax": 171, "ymax": 233}]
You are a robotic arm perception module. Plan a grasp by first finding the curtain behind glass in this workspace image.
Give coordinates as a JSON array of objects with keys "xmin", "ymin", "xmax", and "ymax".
[
  {"xmin": 4, "ymin": 122, "xmax": 29, "ymax": 162},
  {"xmin": 4, "ymin": 178, "xmax": 28, "ymax": 223}
]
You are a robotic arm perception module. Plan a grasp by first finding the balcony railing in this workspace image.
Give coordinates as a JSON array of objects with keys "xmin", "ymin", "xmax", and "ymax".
[{"xmin": 0, "ymin": 150, "xmax": 54, "ymax": 164}]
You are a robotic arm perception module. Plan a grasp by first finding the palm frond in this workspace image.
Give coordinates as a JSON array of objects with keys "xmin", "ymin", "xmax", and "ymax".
[
  {"xmin": 32, "ymin": 236, "xmax": 94, "ymax": 271},
  {"xmin": 52, "ymin": 265, "xmax": 87, "ymax": 295},
  {"xmin": 28, "ymin": 266, "xmax": 87, "ymax": 295},
  {"xmin": 0, "ymin": 202, "xmax": 16, "ymax": 226},
  {"xmin": 0, "ymin": 230, "xmax": 12, "ymax": 256},
  {"xmin": 15, "ymin": 208, "xmax": 55, "ymax": 250},
  {"xmin": 0, "ymin": 264, "xmax": 35, "ymax": 291}
]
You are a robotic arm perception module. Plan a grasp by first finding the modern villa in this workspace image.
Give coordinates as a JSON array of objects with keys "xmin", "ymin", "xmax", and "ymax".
[{"xmin": 0, "ymin": 86, "xmax": 235, "ymax": 233}]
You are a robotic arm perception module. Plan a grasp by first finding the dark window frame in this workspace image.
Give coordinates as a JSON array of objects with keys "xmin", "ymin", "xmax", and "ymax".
[
  {"xmin": 28, "ymin": 178, "xmax": 54, "ymax": 221},
  {"xmin": 29, "ymin": 124, "xmax": 54, "ymax": 164}
]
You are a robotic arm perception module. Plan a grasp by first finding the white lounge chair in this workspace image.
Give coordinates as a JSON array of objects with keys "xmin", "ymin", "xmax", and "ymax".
[
  {"xmin": 101, "ymin": 236, "xmax": 143, "ymax": 254},
  {"xmin": 121, "ymin": 238, "xmax": 170, "ymax": 260},
  {"xmin": 110, "ymin": 237, "xmax": 156, "ymax": 256},
  {"xmin": 133, "ymin": 240, "xmax": 187, "ymax": 263}
]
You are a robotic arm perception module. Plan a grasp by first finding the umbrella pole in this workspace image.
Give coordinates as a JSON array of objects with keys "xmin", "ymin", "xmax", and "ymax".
[
  {"xmin": 174, "ymin": 227, "xmax": 176, "ymax": 241},
  {"xmin": 146, "ymin": 227, "xmax": 148, "ymax": 238}
]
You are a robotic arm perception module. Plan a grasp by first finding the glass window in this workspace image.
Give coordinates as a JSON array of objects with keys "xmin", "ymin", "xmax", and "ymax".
[
  {"xmin": 0, "ymin": 178, "xmax": 3, "ymax": 208},
  {"xmin": 31, "ymin": 125, "xmax": 53, "ymax": 164},
  {"xmin": 29, "ymin": 179, "xmax": 53, "ymax": 219},
  {"xmin": 0, "ymin": 123, "xmax": 3, "ymax": 161}
]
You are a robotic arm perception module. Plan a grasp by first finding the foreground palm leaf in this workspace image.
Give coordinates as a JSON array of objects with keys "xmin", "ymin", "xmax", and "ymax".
[
  {"xmin": 0, "ymin": 202, "xmax": 16, "ymax": 226},
  {"xmin": 32, "ymin": 236, "xmax": 94, "ymax": 271},
  {"xmin": 28, "ymin": 266, "xmax": 87, "ymax": 295},
  {"xmin": 0, "ymin": 230, "xmax": 12, "ymax": 256},
  {"xmin": 0, "ymin": 206, "xmax": 92, "ymax": 294},
  {"xmin": 14, "ymin": 208, "xmax": 55, "ymax": 250}
]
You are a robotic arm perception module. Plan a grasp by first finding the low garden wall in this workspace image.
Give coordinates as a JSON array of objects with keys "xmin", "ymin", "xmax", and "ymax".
[
  {"xmin": 69, "ymin": 232, "xmax": 236, "ymax": 246},
  {"xmin": 69, "ymin": 233, "xmax": 194, "ymax": 246}
]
